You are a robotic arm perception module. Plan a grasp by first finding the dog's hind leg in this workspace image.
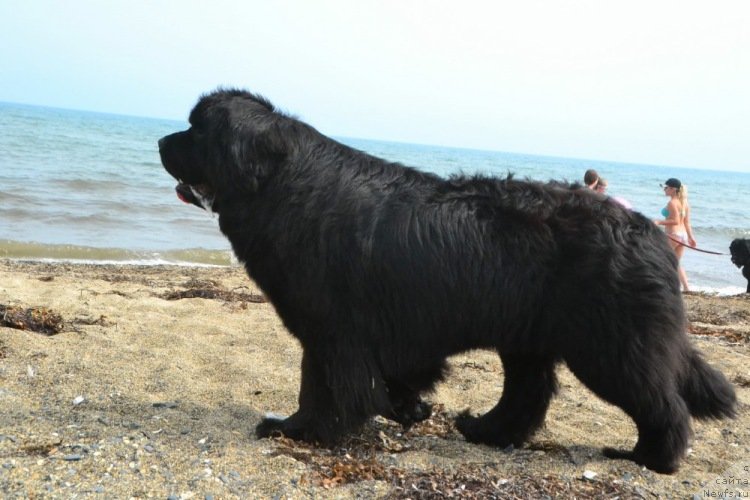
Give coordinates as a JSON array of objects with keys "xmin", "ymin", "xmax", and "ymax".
[
  {"xmin": 600, "ymin": 395, "xmax": 690, "ymax": 474},
  {"xmin": 564, "ymin": 346, "xmax": 691, "ymax": 474},
  {"xmin": 455, "ymin": 353, "xmax": 557, "ymax": 447}
]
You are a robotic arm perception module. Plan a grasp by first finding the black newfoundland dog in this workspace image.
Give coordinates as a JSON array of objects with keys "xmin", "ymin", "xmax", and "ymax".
[
  {"xmin": 158, "ymin": 89, "xmax": 736, "ymax": 474},
  {"xmin": 730, "ymin": 239, "xmax": 750, "ymax": 293}
]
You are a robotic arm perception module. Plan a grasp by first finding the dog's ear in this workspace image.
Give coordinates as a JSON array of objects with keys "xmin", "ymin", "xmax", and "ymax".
[
  {"xmin": 202, "ymin": 90, "xmax": 292, "ymax": 195},
  {"xmin": 229, "ymin": 123, "xmax": 288, "ymax": 193}
]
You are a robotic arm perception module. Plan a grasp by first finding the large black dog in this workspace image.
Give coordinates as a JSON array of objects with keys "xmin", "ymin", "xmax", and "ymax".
[
  {"xmin": 730, "ymin": 238, "xmax": 750, "ymax": 293},
  {"xmin": 158, "ymin": 89, "xmax": 736, "ymax": 474}
]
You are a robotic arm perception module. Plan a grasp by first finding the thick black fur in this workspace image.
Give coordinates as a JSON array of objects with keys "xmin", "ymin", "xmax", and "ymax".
[
  {"xmin": 730, "ymin": 239, "xmax": 750, "ymax": 293},
  {"xmin": 158, "ymin": 89, "xmax": 736, "ymax": 474}
]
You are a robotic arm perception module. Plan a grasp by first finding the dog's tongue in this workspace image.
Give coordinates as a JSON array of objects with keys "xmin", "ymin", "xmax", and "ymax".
[
  {"xmin": 174, "ymin": 183, "xmax": 207, "ymax": 210},
  {"xmin": 175, "ymin": 183, "xmax": 193, "ymax": 204}
]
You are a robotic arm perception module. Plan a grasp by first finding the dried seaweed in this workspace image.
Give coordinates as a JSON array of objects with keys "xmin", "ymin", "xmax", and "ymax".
[
  {"xmin": 269, "ymin": 409, "xmax": 449, "ymax": 487},
  {"xmin": 688, "ymin": 324, "xmax": 748, "ymax": 343},
  {"xmin": 388, "ymin": 468, "xmax": 640, "ymax": 499},
  {"xmin": 160, "ymin": 286, "xmax": 266, "ymax": 303},
  {"xmin": 458, "ymin": 361, "xmax": 495, "ymax": 373},
  {"xmin": 267, "ymin": 407, "xmax": 641, "ymax": 497},
  {"xmin": 72, "ymin": 314, "xmax": 114, "ymax": 327},
  {"xmin": 732, "ymin": 374, "xmax": 750, "ymax": 387},
  {"xmin": 685, "ymin": 294, "xmax": 750, "ymax": 327},
  {"xmin": 272, "ymin": 435, "xmax": 640, "ymax": 498},
  {"xmin": 19, "ymin": 440, "xmax": 62, "ymax": 457},
  {"xmin": 404, "ymin": 404, "xmax": 455, "ymax": 439},
  {"xmin": 0, "ymin": 304, "xmax": 64, "ymax": 335}
]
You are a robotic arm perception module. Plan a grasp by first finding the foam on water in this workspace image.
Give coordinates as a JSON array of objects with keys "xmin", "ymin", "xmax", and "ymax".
[
  {"xmin": 690, "ymin": 285, "xmax": 747, "ymax": 297},
  {"xmin": 0, "ymin": 239, "xmax": 233, "ymax": 266}
]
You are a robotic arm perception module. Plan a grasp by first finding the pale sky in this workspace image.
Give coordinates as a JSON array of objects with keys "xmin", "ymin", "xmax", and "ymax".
[{"xmin": 1, "ymin": 0, "xmax": 748, "ymax": 172}]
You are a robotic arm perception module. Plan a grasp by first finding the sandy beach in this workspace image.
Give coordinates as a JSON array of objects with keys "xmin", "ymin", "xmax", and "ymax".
[{"xmin": 1, "ymin": 259, "xmax": 748, "ymax": 498}]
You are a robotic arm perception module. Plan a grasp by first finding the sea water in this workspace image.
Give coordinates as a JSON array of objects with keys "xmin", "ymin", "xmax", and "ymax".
[{"xmin": 1, "ymin": 102, "xmax": 748, "ymax": 293}]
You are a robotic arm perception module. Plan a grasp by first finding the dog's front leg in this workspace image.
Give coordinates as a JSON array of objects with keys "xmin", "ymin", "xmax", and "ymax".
[{"xmin": 256, "ymin": 345, "xmax": 383, "ymax": 444}]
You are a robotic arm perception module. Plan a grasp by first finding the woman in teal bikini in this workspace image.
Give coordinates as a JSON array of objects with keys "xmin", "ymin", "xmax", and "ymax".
[{"xmin": 654, "ymin": 178, "xmax": 696, "ymax": 291}]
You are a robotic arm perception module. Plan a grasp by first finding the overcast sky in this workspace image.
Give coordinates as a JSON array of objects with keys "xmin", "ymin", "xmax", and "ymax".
[{"xmin": 1, "ymin": 0, "xmax": 748, "ymax": 172}]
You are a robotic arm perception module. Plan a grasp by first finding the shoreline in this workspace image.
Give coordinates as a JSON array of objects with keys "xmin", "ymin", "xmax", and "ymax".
[
  {"xmin": 1, "ymin": 259, "xmax": 748, "ymax": 498},
  {"xmin": 2, "ymin": 258, "xmax": 231, "ymax": 269},
  {"xmin": 0, "ymin": 241, "xmax": 234, "ymax": 268},
  {"xmin": 2, "ymin": 255, "xmax": 747, "ymax": 295}
]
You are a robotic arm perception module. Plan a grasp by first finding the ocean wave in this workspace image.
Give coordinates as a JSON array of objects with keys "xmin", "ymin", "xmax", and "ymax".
[
  {"xmin": 692, "ymin": 226, "xmax": 750, "ymax": 237},
  {"xmin": 0, "ymin": 239, "xmax": 233, "ymax": 266},
  {"xmin": 49, "ymin": 178, "xmax": 128, "ymax": 192},
  {"xmin": 13, "ymin": 257, "xmax": 229, "ymax": 268}
]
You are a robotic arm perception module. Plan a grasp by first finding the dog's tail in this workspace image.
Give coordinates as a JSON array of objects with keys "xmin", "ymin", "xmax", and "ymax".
[{"xmin": 679, "ymin": 349, "xmax": 737, "ymax": 420}]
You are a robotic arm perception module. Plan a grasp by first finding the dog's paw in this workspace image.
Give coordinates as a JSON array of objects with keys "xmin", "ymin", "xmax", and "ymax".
[
  {"xmin": 411, "ymin": 399, "xmax": 433, "ymax": 422},
  {"xmin": 455, "ymin": 409, "xmax": 492, "ymax": 444},
  {"xmin": 255, "ymin": 412, "xmax": 331, "ymax": 443},
  {"xmin": 455, "ymin": 410, "xmax": 516, "ymax": 449},
  {"xmin": 603, "ymin": 447, "xmax": 678, "ymax": 474},
  {"xmin": 454, "ymin": 409, "xmax": 478, "ymax": 440},
  {"xmin": 603, "ymin": 447, "xmax": 633, "ymax": 460},
  {"xmin": 391, "ymin": 398, "xmax": 433, "ymax": 429},
  {"xmin": 255, "ymin": 413, "xmax": 287, "ymax": 439}
]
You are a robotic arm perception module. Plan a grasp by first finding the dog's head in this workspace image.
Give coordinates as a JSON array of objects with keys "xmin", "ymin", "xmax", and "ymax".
[
  {"xmin": 729, "ymin": 238, "xmax": 750, "ymax": 268},
  {"xmin": 158, "ymin": 89, "xmax": 291, "ymax": 211}
]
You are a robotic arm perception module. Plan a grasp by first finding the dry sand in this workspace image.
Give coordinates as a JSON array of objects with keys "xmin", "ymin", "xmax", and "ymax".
[{"xmin": 1, "ymin": 259, "xmax": 748, "ymax": 499}]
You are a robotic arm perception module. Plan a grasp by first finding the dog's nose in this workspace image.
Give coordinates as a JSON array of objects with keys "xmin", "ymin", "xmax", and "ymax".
[{"xmin": 158, "ymin": 137, "xmax": 166, "ymax": 150}]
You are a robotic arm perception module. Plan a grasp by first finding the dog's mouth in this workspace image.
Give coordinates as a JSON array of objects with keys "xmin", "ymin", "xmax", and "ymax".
[{"xmin": 175, "ymin": 182, "xmax": 214, "ymax": 211}]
